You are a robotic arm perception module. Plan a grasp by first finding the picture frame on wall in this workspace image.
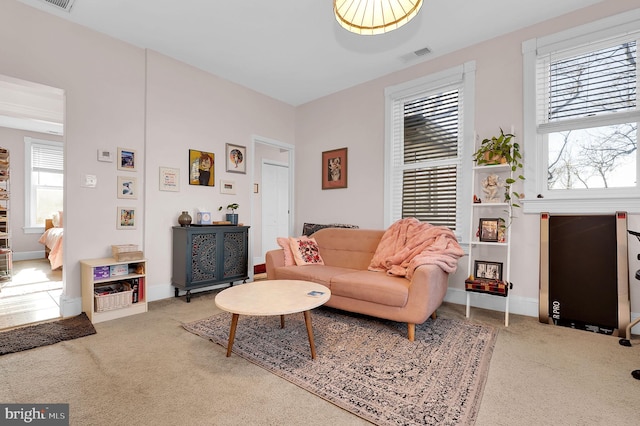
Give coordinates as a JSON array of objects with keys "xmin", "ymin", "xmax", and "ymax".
[
  {"xmin": 159, "ymin": 166, "xmax": 180, "ymax": 192},
  {"xmin": 117, "ymin": 206, "xmax": 136, "ymax": 230},
  {"xmin": 225, "ymin": 143, "xmax": 246, "ymax": 174},
  {"xmin": 117, "ymin": 176, "xmax": 137, "ymax": 199},
  {"xmin": 220, "ymin": 179, "xmax": 236, "ymax": 194},
  {"xmin": 478, "ymin": 218, "xmax": 503, "ymax": 242},
  {"xmin": 117, "ymin": 148, "xmax": 137, "ymax": 171},
  {"xmin": 322, "ymin": 147, "xmax": 348, "ymax": 190},
  {"xmin": 474, "ymin": 260, "xmax": 503, "ymax": 281},
  {"xmin": 189, "ymin": 149, "xmax": 215, "ymax": 186}
]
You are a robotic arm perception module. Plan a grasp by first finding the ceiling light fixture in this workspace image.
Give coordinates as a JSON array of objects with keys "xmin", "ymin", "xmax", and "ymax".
[{"xmin": 334, "ymin": 0, "xmax": 423, "ymax": 36}]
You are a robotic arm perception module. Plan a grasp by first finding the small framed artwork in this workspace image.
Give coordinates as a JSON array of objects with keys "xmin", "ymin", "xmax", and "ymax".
[
  {"xmin": 322, "ymin": 147, "xmax": 348, "ymax": 190},
  {"xmin": 478, "ymin": 218, "xmax": 503, "ymax": 242},
  {"xmin": 474, "ymin": 260, "xmax": 503, "ymax": 281},
  {"xmin": 225, "ymin": 143, "xmax": 246, "ymax": 174},
  {"xmin": 159, "ymin": 167, "xmax": 180, "ymax": 192},
  {"xmin": 117, "ymin": 176, "xmax": 137, "ymax": 199},
  {"xmin": 117, "ymin": 148, "xmax": 137, "ymax": 171},
  {"xmin": 117, "ymin": 207, "xmax": 136, "ymax": 230},
  {"xmin": 220, "ymin": 179, "xmax": 236, "ymax": 194},
  {"xmin": 189, "ymin": 149, "xmax": 215, "ymax": 186}
]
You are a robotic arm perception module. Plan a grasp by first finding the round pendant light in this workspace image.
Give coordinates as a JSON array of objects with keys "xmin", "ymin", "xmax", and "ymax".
[{"xmin": 334, "ymin": 0, "xmax": 423, "ymax": 35}]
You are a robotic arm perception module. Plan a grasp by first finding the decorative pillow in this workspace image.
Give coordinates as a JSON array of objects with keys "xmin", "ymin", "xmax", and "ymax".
[
  {"xmin": 289, "ymin": 236, "xmax": 324, "ymax": 266},
  {"xmin": 52, "ymin": 211, "xmax": 61, "ymax": 228},
  {"xmin": 276, "ymin": 237, "xmax": 295, "ymax": 266},
  {"xmin": 301, "ymin": 223, "xmax": 359, "ymax": 236},
  {"xmin": 58, "ymin": 211, "xmax": 64, "ymax": 227}
]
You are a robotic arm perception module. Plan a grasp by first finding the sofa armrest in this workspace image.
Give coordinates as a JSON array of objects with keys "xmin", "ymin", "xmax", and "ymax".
[
  {"xmin": 406, "ymin": 264, "xmax": 449, "ymax": 322},
  {"xmin": 265, "ymin": 249, "xmax": 285, "ymax": 280}
]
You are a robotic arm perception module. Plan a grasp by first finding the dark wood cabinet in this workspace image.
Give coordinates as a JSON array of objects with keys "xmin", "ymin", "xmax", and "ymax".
[{"xmin": 172, "ymin": 225, "xmax": 249, "ymax": 302}]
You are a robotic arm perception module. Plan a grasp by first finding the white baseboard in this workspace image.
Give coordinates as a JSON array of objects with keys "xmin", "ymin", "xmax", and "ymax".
[
  {"xmin": 59, "ymin": 294, "xmax": 82, "ymax": 318},
  {"xmin": 12, "ymin": 250, "xmax": 46, "ymax": 261},
  {"xmin": 445, "ymin": 287, "xmax": 538, "ymax": 318}
]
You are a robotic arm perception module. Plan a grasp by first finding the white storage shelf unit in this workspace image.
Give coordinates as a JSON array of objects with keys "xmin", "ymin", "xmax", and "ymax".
[{"xmin": 80, "ymin": 257, "xmax": 147, "ymax": 324}]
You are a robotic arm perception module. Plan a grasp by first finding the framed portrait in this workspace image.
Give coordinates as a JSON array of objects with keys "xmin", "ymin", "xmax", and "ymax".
[
  {"xmin": 159, "ymin": 167, "xmax": 180, "ymax": 192},
  {"xmin": 474, "ymin": 260, "xmax": 503, "ymax": 281},
  {"xmin": 225, "ymin": 143, "xmax": 246, "ymax": 174},
  {"xmin": 189, "ymin": 149, "xmax": 215, "ymax": 186},
  {"xmin": 220, "ymin": 179, "xmax": 236, "ymax": 194},
  {"xmin": 322, "ymin": 147, "xmax": 348, "ymax": 190},
  {"xmin": 479, "ymin": 218, "xmax": 504, "ymax": 242},
  {"xmin": 117, "ymin": 176, "xmax": 137, "ymax": 199},
  {"xmin": 117, "ymin": 148, "xmax": 137, "ymax": 171},
  {"xmin": 116, "ymin": 207, "xmax": 136, "ymax": 230}
]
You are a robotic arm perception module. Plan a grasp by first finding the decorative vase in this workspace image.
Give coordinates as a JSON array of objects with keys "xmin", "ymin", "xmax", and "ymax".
[
  {"xmin": 226, "ymin": 213, "xmax": 238, "ymax": 225},
  {"xmin": 178, "ymin": 211, "xmax": 192, "ymax": 227}
]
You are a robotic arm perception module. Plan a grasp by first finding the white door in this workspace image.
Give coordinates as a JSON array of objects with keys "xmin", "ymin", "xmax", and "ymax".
[{"xmin": 261, "ymin": 161, "xmax": 289, "ymax": 260}]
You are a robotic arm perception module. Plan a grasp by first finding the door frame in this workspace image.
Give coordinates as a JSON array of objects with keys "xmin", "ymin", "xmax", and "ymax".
[{"xmin": 250, "ymin": 135, "xmax": 295, "ymax": 276}]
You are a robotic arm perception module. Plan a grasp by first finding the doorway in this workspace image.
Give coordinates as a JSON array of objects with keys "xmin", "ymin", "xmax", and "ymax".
[
  {"xmin": 0, "ymin": 75, "xmax": 65, "ymax": 329},
  {"xmin": 251, "ymin": 136, "xmax": 294, "ymax": 269}
]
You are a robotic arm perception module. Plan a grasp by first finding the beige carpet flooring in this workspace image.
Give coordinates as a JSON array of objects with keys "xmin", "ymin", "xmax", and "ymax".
[{"xmin": 0, "ymin": 290, "xmax": 638, "ymax": 425}]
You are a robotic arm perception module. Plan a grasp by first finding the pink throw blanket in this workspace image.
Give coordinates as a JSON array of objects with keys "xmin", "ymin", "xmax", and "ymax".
[{"xmin": 368, "ymin": 218, "xmax": 464, "ymax": 278}]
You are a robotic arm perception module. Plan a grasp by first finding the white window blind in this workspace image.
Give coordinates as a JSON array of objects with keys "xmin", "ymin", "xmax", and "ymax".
[
  {"xmin": 400, "ymin": 89, "xmax": 460, "ymax": 229},
  {"xmin": 535, "ymin": 34, "xmax": 639, "ymax": 192}
]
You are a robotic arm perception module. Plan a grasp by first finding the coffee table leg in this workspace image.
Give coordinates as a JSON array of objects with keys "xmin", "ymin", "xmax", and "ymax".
[
  {"xmin": 280, "ymin": 314, "xmax": 285, "ymax": 329},
  {"xmin": 303, "ymin": 310, "xmax": 317, "ymax": 360},
  {"xmin": 226, "ymin": 313, "xmax": 239, "ymax": 357}
]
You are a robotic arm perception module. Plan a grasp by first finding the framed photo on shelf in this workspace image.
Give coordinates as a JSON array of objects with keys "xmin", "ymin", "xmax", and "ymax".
[
  {"xmin": 225, "ymin": 143, "xmax": 246, "ymax": 174},
  {"xmin": 159, "ymin": 167, "xmax": 180, "ymax": 192},
  {"xmin": 189, "ymin": 149, "xmax": 215, "ymax": 186},
  {"xmin": 117, "ymin": 148, "xmax": 137, "ymax": 171},
  {"xmin": 474, "ymin": 260, "xmax": 503, "ymax": 281},
  {"xmin": 117, "ymin": 176, "xmax": 137, "ymax": 199},
  {"xmin": 479, "ymin": 218, "xmax": 503, "ymax": 242},
  {"xmin": 116, "ymin": 206, "xmax": 136, "ymax": 230},
  {"xmin": 322, "ymin": 147, "xmax": 348, "ymax": 189}
]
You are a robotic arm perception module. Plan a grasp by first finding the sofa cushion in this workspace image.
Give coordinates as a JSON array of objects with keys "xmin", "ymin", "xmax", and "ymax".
[
  {"xmin": 289, "ymin": 236, "xmax": 324, "ymax": 265},
  {"xmin": 330, "ymin": 270, "xmax": 409, "ymax": 307},
  {"xmin": 270, "ymin": 265, "xmax": 358, "ymax": 288},
  {"xmin": 276, "ymin": 237, "xmax": 295, "ymax": 266}
]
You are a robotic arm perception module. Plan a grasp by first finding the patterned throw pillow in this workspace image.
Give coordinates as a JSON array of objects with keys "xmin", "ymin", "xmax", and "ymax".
[
  {"xmin": 289, "ymin": 236, "xmax": 324, "ymax": 266},
  {"xmin": 276, "ymin": 237, "xmax": 295, "ymax": 266}
]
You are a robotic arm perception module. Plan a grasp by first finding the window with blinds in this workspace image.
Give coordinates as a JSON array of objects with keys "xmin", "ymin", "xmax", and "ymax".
[
  {"xmin": 401, "ymin": 90, "xmax": 460, "ymax": 228},
  {"xmin": 536, "ymin": 37, "xmax": 639, "ymax": 191},
  {"xmin": 25, "ymin": 138, "xmax": 63, "ymax": 229}
]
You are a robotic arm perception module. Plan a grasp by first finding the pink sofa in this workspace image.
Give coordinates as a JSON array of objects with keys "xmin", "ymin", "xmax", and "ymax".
[{"xmin": 265, "ymin": 227, "xmax": 451, "ymax": 341}]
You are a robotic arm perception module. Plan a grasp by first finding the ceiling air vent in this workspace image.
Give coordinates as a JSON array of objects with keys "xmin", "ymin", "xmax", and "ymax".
[
  {"xmin": 414, "ymin": 47, "xmax": 432, "ymax": 57},
  {"xmin": 39, "ymin": 0, "xmax": 76, "ymax": 12}
]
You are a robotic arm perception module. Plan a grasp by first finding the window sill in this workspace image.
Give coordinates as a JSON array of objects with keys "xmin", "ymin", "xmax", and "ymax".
[
  {"xmin": 522, "ymin": 197, "xmax": 640, "ymax": 214},
  {"xmin": 24, "ymin": 226, "xmax": 45, "ymax": 234}
]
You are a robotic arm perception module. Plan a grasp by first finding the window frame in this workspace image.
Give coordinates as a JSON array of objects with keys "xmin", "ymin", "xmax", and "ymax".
[
  {"xmin": 24, "ymin": 137, "xmax": 64, "ymax": 233},
  {"xmin": 384, "ymin": 62, "xmax": 476, "ymax": 241},
  {"xmin": 522, "ymin": 9, "xmax": 640, "ymax": 214}
]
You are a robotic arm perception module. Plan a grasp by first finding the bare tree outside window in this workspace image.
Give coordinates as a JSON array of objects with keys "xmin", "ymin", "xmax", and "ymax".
[{"xmin": 544, "ymin": 41, "xmax": 638, "ymax": 190}]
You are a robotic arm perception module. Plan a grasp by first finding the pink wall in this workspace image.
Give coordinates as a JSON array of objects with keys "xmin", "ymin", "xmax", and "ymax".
[
  {"xmin": 0, "ymin": 1, "xmax": 295, "ymax": 313},
  {"xmin": 295, "ymin": 0, "xmax": 640, "ymax": 314}
]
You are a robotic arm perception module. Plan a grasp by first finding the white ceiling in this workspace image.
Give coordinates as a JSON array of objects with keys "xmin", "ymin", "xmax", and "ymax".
[
  {"xmin": 14, "ymin": 0, "xmax": 604, "ymax": 108},
  {"xmin": 4, "ymin": 0, "xmax": 605, "ymax": 134}
]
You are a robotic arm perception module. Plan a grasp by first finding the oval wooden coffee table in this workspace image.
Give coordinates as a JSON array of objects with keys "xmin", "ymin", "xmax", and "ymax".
[{"xmin": 214, "ymin": 280, "xmax": 331, "ymax": 359}]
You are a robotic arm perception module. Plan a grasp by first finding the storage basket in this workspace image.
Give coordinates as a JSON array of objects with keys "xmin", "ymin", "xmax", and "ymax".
[
  {"xmin": 94, "ymin": 283, "xmax": 133, "ymax": 312},
  {"xmin": 111, "ymin": 244, "xmax": 143, "ymax": 261}
]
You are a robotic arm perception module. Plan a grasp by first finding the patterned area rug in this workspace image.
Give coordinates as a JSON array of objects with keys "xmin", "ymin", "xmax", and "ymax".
[
  {"xmin": 0, "ymin": 313, "xmax": 96, "ymax": 356},
  {"xmin": 183, "ymin": 308, "xmax": 498, "ymax": 425}
]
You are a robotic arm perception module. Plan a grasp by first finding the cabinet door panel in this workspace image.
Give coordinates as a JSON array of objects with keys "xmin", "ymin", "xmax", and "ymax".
[{"xmin": 190, "ymin": 232, "xmax": 218, "ymax": 284}]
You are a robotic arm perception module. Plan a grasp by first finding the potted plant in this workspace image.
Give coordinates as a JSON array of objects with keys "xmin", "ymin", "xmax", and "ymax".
[
  {"xmin": 473, "ymin": 128, "xmax": 525, "ymax": 208},
  {"xmin": 219, "ymin": 203, "xmax": 239, "ymax": 225}
]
